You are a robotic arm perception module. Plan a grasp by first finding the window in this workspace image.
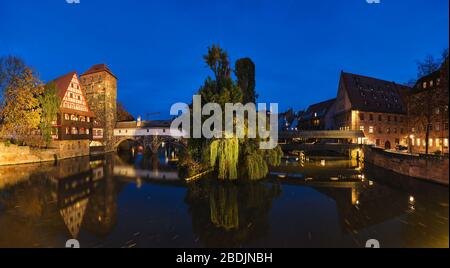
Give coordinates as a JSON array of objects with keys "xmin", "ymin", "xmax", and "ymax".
[
  {"xmin": 80, "ymin": 116, "xmax": 86, "ymax": 122},
  {"xmin": 445, "ymin": 122, "xmax": 449, "ymax": 131},
  {"xmin": 395, "ymin": 139, "xmax": 400, "ymax": 145},
  {"xmin": 444, "ymin": 139, "xmax": 449, "ymax": 148},
  {"xmin": 66, "ymin": 127, "xmax": 70, "ymax": 135},
  {"xmin": 376, "ymin": 139, "xmax": 381, "ymax": 146},
  {"xmin": 378, "ymin": 127, "xmax": 383, "ymax": 134},
  {"xmin": 378, "ymin": 115, "xmax": 382, "ymax": 121},
  {"xmin": 437, "ymin": 78, "xmax": 441, "ymax": 85},
  {"xmin": 417, "ymin": 138, "xmax": 421, "ymax": 146},
  {"xmin": 388, "ymin": 116, "xmax": 391, "ymax": 122},
  {"xmin": 369, "ymin": 126, "xmax": 374, "ymax": 134},
  {"xmin": 436, "ymin": 123, "xmax": 440, "ymax": 132},
  {"xmin": 435, "ymin": 108, "xmax": 440, "ymax": 115},
  {"xmin": 87, "ymin": 117, "xmax": 90, "ymax": 123},
  {"xmin": 360, "ymin": 126, "xmax": 365, "ymax": 132},
  {"xmin": 394, "ymin": 128, "xmax": 397, "ymax": 134},
  {"xmin": 72, "ymin": 127, "xmax": 78, "ymax": 134},
  {"xmin": 400, "ymin": 128, "xmax": 404, "ymax": 134},
  {"xmin": 436, "ymin": 139, "xmax": 440, "ymax": 147},
  {"xmin": 399, "ymin": 117, "xmax": 403, "ymax": 123},
  {"xmin": 86, "ymin": 129, "xmax": 90, "ymax": 135},
  {"xmin": 429, "ymin": 139, "xmax": 433, "ymax": 147},
  {"xmin": 369, "ymin": 114, "xmax": 374, "ymax": 121},
  {"xmin": 359, "ymin": 113, "xmax": 365, "ymax": 121},
  {"xmin": 65, "ymin": 114, "xmax": 70, "ymax": 120},
  {"xmin": 387, "ymin": 128, "xmax": 391, "ymax": 134},
  {"xmin": 394, "ymin": 116, "xmax": 398, "ymax": 122},
  {"xmin": 430, "ymin": 80, "xmax": 434, "ymax": 87},
  {"xmin": 423, "ymin": 82, "xmax": 427, "ymax": 89}
]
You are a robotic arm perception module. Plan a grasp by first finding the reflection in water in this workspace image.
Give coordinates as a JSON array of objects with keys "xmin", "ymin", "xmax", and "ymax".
[
  {"xmin": 0, "ymin": 151, "xmax": 448, "ymax": 248},
  {"xmin": 185, "ymin": 180, "xmax": 281, "ymax": 247}
]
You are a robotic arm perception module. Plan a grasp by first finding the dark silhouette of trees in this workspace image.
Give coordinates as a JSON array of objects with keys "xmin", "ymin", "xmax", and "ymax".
[{"xmin": 235, "ymin": 58, "xmax": 256, "ymax": 104}]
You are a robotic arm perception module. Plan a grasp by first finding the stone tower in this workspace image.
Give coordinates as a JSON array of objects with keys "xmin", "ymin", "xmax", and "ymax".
[{"xmin": 80, "ymin": 64, "xmax": 117, "ymax": 152}]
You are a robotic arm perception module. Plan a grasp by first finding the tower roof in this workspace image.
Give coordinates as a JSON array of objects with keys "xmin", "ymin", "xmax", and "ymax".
[{"xmin": 81, "ymin": 64, "xmax": 117, "ymax": 79}]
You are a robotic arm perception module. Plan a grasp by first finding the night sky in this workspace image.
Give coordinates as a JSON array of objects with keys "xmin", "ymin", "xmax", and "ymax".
[{"xmin": 1, "ymin": 0, "xmax": 448, "ymax": 119}]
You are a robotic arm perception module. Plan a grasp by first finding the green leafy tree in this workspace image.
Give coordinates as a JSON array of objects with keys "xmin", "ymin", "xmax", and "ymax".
[
  {"xmin": 180, "ymin": 45, "xmax": 282, "ymax": 181},
  {"xmin": 38, "ymin": 82, "xmax": 60, "ymax": 146}
]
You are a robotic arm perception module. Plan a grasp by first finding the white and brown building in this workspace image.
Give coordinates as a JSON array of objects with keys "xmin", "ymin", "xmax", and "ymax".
[{"xmin": 50, "ymin": 72, "xmax": 95, "ymax": 158}]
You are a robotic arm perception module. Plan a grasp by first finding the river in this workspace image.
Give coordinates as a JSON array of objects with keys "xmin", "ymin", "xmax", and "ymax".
[{"xmin": 0, "ymin": 152, "xmax": 448, "ymax": 248}]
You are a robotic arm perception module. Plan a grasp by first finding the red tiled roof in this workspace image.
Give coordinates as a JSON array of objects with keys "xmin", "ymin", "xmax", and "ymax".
[
  {"xmin": 80, "ymin": 64, "xmax": 117, "ymax": 79},
  {"xmin": 341, "ymin": 71, "xmax": 410, "ymax": 114}
]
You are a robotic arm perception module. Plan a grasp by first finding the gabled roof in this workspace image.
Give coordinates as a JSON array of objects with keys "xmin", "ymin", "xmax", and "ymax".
[
  {"xmin": 50, "ymin": 71, "xmax": 95, "ymax": 117},
  {"xmin": 53, "ymin": 71, "xmax": 77, "ymax": 99},
  {"xmin": 80, "ymin": 64, "xmax": 117, "ymax": 79},
  {"xmin": 340, "ymin": 71, "xmax": 410, "ymax": 114},
  {"xmin": 303, "ymin": 98, "xmax": 336, "ymax": 119}
]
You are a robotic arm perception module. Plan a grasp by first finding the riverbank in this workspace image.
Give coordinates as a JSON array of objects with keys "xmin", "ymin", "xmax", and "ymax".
[
  {"xmin": 363, "ymin": 146, "xmax": 449, "ymax": 186},
  {"xmin": 0, "ymin": 140, "xmax": 90, "ymax": 166}
]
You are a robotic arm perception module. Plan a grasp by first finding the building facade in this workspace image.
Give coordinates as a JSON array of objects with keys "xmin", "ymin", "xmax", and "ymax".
[
  {"xmin": 300, "ymin": 99, "xmax": 336, "ymax": 130},
  {"xmin": 334, "ymin": 71, "xmax": 410, "ymax": 149},
  {"xmin": 52, "ymin": 72, "xmax": 95, "ymax": 141},
  {"xmin": 407, "ymin": 58, "xmax": 449, "ymax": 154},
  {"xmin": 80, "ymin": 64, "xmax": 118, "ymax": 152}
]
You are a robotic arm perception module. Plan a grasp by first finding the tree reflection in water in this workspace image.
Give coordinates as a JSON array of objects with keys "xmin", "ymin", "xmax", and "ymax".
[{"xmin": 185, "ymin": 179, "xmax": 281, "ymax": 247}]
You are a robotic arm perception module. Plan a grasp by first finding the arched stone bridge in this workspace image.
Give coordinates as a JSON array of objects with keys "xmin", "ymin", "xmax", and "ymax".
[{"xmin": 113, "ymin": 120, "xmax": 186, "ymax": 153}]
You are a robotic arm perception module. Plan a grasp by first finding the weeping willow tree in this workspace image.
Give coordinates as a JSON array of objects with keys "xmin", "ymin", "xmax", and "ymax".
[{"xmin": 180, "ymin": 45, "xmax": 282, "ymax": 181}]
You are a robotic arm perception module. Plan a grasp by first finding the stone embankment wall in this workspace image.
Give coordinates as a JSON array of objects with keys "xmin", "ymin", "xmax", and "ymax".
[
  {"xmin": 0, "ymin": 140, "xmax": 90, "ymax": 166},
  {"xmin": 363, "ymin": 146, "xmax": 449, "ymax": 185}
]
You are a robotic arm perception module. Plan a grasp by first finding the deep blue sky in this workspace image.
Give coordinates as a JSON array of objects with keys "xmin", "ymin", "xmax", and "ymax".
[{"xmin": 1, "ymin": 0, "xmax": 448, "ymax": 119}]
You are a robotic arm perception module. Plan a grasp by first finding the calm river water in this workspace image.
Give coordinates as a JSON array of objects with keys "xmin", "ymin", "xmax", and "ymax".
[{"xmin": 0, "ymin": 152, "xmax": 448, "ymax": 248}]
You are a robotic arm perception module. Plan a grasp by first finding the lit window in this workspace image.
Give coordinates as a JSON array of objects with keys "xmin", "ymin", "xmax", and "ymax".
[
  {"xmin": 423, "ymin": 82, "xmax": 427, "ymax": 89},
  {"xmin": 417, "ymin": 138, "xmax": 421, "ymax": 146},
  {"xmin": 430, "ymin": 80, "xmax": 434, "ymax": 87},
  {"xmin": 436, "ymin": 139, "xmax": 440, "ymax": 147},
  {"xmin": 64, "ymin": 114, "xmax": 70, "ymax": 120},
  {"xmin": 444, "ymin": 139, "xmax": 449, "ymax": 147},
  {"xmin": 429, "ymin": 139, "xmax": 433, "ymax": 147},
  {"xmin": 360, "ymin": 126, "xmax": 365, "ymax": 132},
  {"xmin": 369, "ymin": 126, "xmax": 374, "ymax": 134}
]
